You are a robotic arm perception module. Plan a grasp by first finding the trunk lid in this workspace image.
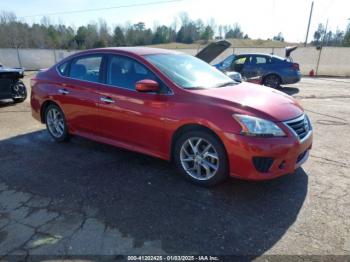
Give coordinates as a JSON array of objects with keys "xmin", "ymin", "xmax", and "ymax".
[{"xmin": 285, "ymin": 46, "xmax": 298, "ymax": 59}]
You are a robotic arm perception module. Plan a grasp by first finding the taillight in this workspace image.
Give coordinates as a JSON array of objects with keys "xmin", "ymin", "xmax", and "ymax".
[{"xmin": 292, "ymin": 63, "xmax": 299, "ymax": 71}]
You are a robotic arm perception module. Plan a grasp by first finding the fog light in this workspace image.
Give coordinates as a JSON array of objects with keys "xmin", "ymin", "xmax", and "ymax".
[{"xmin": 279, "ymin": 161, "xmax": 286, "ymax": 169}]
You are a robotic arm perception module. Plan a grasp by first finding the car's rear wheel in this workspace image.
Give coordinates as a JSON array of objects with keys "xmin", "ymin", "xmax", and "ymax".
[
  {"xmin": 45, "ymin": 104, "xmax": 70, "ymax": 142},
  {"xmin": 263, "ymin": 74, "xmax": 281, "ymax": 89},
  {"xmin": 174, "ymin": 130, "xmax": 228, "ymax": 186}
]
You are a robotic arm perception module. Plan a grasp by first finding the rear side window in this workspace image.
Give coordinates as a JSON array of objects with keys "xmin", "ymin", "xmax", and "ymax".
[
  {"xmin": 69, "ymin": 55, "xmax": 103, "ymax": 83},
  {"xmin": 255, "ymin": 56, "xmax": 272, "ymax": 64},
  {"xmin": 57, "ymin": 62, "xmax": 68, "ymax": 76}
]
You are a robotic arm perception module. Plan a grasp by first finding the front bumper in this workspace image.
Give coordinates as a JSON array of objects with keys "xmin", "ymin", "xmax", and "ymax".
[{"xmin": 222, "ymin": 130, "xmax": 313, "ymax": 180}]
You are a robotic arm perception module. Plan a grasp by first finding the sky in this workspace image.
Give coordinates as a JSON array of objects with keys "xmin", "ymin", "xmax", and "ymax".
[{"xmin": 1, "ymin": 0, "xmax": 349, "ymax": 43}]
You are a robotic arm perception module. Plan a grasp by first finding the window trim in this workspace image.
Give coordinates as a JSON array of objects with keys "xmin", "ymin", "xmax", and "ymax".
[
  {"xmin": 254, "ymin": 55, "xmax": 271, "ymax": 64},
  {"xmin": 55, "ymin": 52, "xmax": 173, "ymax": 95},
  {"xmin": 104, "ymin": 53, "xmax": 172, "ymax": 95},
  {"xmin": 68, "ymin": 54, "xmax": 105, "ymax": 83},
  {"xmin": 57, "ymin": 62, "xmax": 69, "ymax": 76}
]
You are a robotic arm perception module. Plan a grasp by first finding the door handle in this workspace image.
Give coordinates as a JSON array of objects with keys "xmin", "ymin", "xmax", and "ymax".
[
  {"xmin": 100, "ymin": 97, "xmax": 115, "ymax": 103},
  {"xmin": 58, "ymin": 88, "xmax": 69, "ymax": 95}
]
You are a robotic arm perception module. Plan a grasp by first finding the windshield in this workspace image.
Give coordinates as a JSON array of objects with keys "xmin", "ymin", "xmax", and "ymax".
[
  {"xmin": 145, "ymin": 54, "xmax": 236, "ymax": 89},
  {"xmin": 221, "ymin": 55, "xmax": 235, "ymax": 69}
]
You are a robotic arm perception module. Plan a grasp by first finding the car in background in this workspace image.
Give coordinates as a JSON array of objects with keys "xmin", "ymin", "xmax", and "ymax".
[
  {"xmin": 195, "ymin": 40, "xmax": 243, "ymax": 83},
  {"xmin": 0, "ymin": 66, "xmax": 27, "ymax": 103},
  {"xmin": 214, "ymin": 46, "xmax": 301, "ymax": 88},
  {"xmin": 31, "ymin": 47, "xmax": 312, "ymax": 186}
]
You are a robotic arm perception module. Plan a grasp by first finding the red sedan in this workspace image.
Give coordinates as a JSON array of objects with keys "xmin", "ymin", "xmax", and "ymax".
[{"xmin": 31, "ymin": 47, "xmax": 313, "ymax": 186}]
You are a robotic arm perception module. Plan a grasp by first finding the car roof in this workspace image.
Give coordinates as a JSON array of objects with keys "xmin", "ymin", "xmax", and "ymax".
[
  {"xmin": 84, "ymin": 47, "xmax": 182, "ymax": 56},
  {"xmin": 236, "ymin": 53, "xmax": 273, "ymax": 57}
]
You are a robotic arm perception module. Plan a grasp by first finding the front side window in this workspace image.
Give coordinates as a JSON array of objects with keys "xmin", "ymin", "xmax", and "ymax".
[
  {"xmin": 107, "ymin": 55, "xmax": 158, "ymax": 91},
  {"xmin": 234, "ymin": 57, "xmax": 247, "ymax": 65},
  {"xmin": 145, "ymin": 54, "xmax": 235, "ymax": 89},
  {"xmin": 69, "ymin": 55, "xmax": 103, "ymax": 83}
]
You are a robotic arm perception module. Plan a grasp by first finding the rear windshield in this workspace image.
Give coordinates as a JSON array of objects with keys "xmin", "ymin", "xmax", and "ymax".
[{"xmin": 272, "ymin": 55, "xmax": 286, "ymax": 61}]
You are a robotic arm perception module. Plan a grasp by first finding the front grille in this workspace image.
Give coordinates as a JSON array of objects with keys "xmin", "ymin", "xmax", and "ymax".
[
  {"xmin": 252, "ymin": 157, "xmax": 274, "ymax": 173},
  {"xmin": 285, "ymin": 114, "xmax": 311, "ymax": 140}
]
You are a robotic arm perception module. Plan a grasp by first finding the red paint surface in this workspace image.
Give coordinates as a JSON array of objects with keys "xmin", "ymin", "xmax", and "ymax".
[{"xmin": 31, "ymin": 48, "xmax": 312, "ymax": 180}]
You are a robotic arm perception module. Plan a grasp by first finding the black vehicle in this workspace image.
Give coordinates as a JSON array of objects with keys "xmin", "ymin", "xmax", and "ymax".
[{"xmin": 0, "ymin": 65, "xmax": 27, "ymax": 103}]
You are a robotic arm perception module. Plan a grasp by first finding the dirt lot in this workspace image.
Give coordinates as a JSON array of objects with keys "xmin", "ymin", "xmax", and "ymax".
[{"xmin": 0, "ymin": 74, "xmax": 350, "ymax": 259}]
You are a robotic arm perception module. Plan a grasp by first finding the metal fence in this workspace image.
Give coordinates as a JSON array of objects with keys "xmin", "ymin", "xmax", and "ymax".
[{"xmin": 0, "ymin": 47, "xmax": 349, "ymax": 76}]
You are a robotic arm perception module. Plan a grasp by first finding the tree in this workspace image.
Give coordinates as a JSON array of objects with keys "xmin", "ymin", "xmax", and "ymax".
[
  {"xmin": 152, "ymin": 25, "xmax": 174, "ymax": 44},
  {"xmin": 343, "ymin": 22, "xmax": 350, "ymax": 47},
  {"xmin": 313, "ymin": 23, "xmax": 326, "ymax": 45},
  {"xmin": 273, "ymin": 32, "xmax": 284, "ymax": 42},
  {"xmin": 113, "ymin": 26, "xmax": 125, "ymax": 46},
  {"xmin": 224, "ymin": 23, "xmax": 243, "ymax": 39},
  {"xmin": 176, "ymin": 22, "xmax": 199, "ymax": 43},
  {"xmin": 75, "ymin": 26, "xmax": 88, "ymax": 49},
  {"xmin": 200, "ymin": 25, "xmax": 214, "ymax": 42},
  {"xmin": 97, "ymin": 19, "xmax": 111, "ymax": 47}
]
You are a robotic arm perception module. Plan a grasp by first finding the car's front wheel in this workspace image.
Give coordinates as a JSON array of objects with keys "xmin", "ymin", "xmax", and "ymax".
[
  {"xmin": 12, "ymin": 81, "xmax": 27, "ymax": 103},
  {"xmin": 45, "ymin": 104, "xmax": 70, "ymax": 142},
  {"xmin": 174, "ymin": 130, "xmax": 229, "ymax": 186}
]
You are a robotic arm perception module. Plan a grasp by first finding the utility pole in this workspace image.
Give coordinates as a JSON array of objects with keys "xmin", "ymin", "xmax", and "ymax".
[
  {"xmin": 304, "ymin": 1, "xmax": 314, "ymax": 47},
  {"xmin": 316, "ymin": 18, "xmax": 329, "ymax": 76}
]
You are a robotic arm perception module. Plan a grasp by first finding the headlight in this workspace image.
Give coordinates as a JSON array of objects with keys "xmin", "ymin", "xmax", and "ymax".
[{"xmin": 233, "ymin": 114, "xmax": 286, "ymax": 137}]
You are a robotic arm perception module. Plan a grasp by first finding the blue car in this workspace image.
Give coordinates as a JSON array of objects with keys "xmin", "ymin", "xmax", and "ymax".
[{"xmin": 214, "ymin": 47, "xmax": 301, "ymax": 88}]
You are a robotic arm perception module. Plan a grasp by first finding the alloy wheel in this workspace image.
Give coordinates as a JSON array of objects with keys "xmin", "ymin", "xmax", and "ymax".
[
  {"xmin": 264, "ymin": 75, "xmax": 280, "ymax": 88},
  {"xmin": 46, "ymin": 108, "xmax": 65, "ymax": 138},
  {"xmin": 180, "ymin": 137, "xmax": 219, "ymax": 181}
]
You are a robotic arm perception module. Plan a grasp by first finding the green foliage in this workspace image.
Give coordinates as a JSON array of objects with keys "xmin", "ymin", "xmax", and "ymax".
[
  {"xmin": 343, "ymin": 22, "xmax": 350, "ymax": 47},
  {"xmin": 224, "ymin": 23, "xmax": 243, "ymax": 39},
  {"xmin": 201, "ymin": 26, "xmax": 214, "ymax": 42},
  {"xmin": 312, "ymin": 22, "xmax": 349, "ymax": 47},
  {"xmin": 113, "ymin": 26, "xmax": 125, "ymax": 46},
  {"xmin": 2, "ymin": 10, "xmax": 349, "ymax": 50},
  {"xmin": 313, "ymin": 23, "xmax": 325, "ymax": 45},
  {"xmin": 273, "ymin": 32, "xmax": 284, "ymax": 42}
]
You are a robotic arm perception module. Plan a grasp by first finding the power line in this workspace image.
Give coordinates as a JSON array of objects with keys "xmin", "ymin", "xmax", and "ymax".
[{"xmin": 19, "ymin": 0, "xmax": 182, "ymax": 19}]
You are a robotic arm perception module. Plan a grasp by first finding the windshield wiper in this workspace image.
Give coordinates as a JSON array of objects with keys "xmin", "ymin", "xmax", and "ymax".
[{"xmin": 215, "ymin": 81, "xmax": 236, "ymax": 88}]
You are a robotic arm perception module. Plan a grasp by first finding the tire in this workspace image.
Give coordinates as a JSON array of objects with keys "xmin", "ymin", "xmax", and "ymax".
[
  {"xmin": 174, "ymin": 130, "xmax": 229, "ymax": 187},
  {"xmin": 263, "ymin": 74, "xmax": 281, "ymax": 89},
  {"xmin": 12, "ymin": 81, "xmax": 27, "ymax": 103},
  {"xmin": 45, "ymin": 104, "xmax": 70, "ymax": 142}
]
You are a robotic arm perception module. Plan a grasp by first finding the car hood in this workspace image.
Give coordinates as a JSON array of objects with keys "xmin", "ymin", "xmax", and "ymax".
[
  {"xmin": 195, "ymin": 40, "xmax": 231, "ymax": 63},
  {"xmin": 192, "ymin": 82, "xmax": 303, "ymax": 122}
]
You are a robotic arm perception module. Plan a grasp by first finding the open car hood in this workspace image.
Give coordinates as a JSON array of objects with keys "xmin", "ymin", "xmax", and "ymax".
[
  {"xmin": 195, "ymin": 40, "xmax": 231, "ymax": 63},
  {"xmin": 285, "ymin": 46, "xmax": 298, "ymax": 58}
]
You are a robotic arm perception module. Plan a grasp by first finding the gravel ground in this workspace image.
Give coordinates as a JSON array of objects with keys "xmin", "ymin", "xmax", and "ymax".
[{"xmin": 0, "ymin": 74, "xmax": 349, "ymax": 260}]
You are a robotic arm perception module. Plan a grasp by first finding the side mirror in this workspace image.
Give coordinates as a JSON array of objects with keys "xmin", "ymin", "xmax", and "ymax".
[{"xmin": 135, "ymin": 79, "xmax": 160, "ymax": 93}]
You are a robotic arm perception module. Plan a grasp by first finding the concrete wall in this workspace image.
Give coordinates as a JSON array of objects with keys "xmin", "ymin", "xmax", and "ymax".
[
  {"xmin": 0, "ymin": 47, "xmax": 349, "ymax": 77},
  {"xmin": 0, "ymin": 48, "xmax": 78, "ymax": 70}
]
